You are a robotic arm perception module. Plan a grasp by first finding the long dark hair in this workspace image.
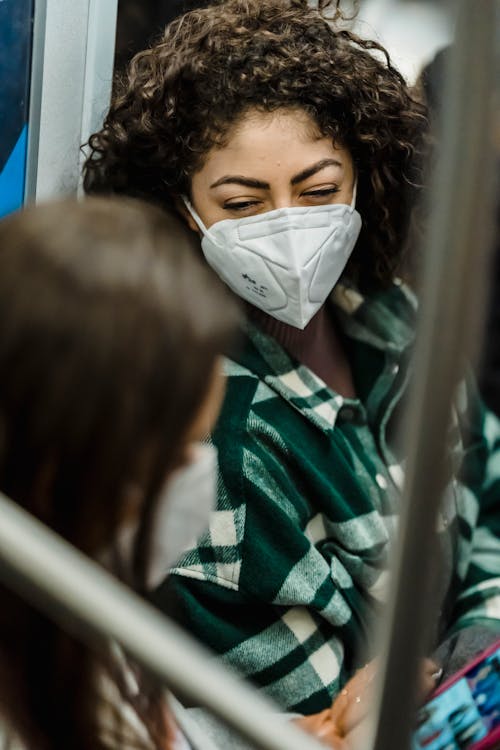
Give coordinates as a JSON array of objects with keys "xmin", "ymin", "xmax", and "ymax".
[
  {"xmin": 0, "ymin": 197, "xmax": 240, "ymax": 750},
  {"xmin": 83, "ymin": 0, "xmax": 428, "ymax": 289}
]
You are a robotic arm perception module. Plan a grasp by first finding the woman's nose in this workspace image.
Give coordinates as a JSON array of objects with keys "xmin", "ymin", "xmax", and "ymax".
[{"xmin": 270, "ymin": 192, "xmax": 295, "ymax": 211}]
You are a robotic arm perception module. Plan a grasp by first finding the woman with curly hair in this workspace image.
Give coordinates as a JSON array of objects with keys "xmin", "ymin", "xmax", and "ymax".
[{"xmin": 84, "ymin": 0, "xmax": 500, "ymax": 734}]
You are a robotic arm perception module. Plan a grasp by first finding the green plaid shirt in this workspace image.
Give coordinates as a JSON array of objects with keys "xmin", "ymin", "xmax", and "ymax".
[{"xmin": 153, "ymin": 283, "xmax": 500, "ymax": 714}]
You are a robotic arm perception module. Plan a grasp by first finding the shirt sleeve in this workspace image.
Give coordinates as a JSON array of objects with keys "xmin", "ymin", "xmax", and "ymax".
[
  {"xmin": 153, "ymin": 570, "xmax": 348, "ymax": 716},
  {"xmin": 151, "ymin": 425, "xmax": 354, "ymax": 715},
  {"xmin": 448, "ymin": 377, "xmax": 500, "ymax": 634}
]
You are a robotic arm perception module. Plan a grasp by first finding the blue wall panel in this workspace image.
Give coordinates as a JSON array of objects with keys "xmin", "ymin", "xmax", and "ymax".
[
  {"xmin": 0, "ymin": 127, "xmax": 28, "ymax": 218},
  {"xmin": 0, "ymin": 0, "xmax": 34, "ymax": 219}
]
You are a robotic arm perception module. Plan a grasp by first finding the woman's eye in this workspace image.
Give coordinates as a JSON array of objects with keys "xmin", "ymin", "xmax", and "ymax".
[
  {"xmin": 223, "ymin": 201, "xmax": 260, "ymax": 212},
  {"xmin": 301, "ymin": 187, "xmax": 340, "ymax": 199}
]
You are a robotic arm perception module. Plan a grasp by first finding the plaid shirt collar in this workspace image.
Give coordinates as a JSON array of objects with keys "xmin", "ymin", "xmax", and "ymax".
[{"xmin": 237, "ymin": 281, "xmax": 417, "ymax": 433}]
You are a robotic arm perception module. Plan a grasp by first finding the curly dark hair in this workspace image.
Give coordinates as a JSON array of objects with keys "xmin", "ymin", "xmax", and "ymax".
[{"xmin": 83, "ymin": 0, "xmax": 428, "ymax": 287}]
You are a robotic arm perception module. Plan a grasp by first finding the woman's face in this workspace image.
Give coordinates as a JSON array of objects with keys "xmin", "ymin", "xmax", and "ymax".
[
  {"xmin": 186, "ymin": 108, "xmax": 355, "ymax": 230},
  {"xmin": 120, "ymin": 359, "xmax": 226, "ymax": 529}
]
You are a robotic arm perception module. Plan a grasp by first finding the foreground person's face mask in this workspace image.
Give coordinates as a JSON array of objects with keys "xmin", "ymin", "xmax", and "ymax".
[
  {"xmin": 101, "ymin": 443, "xmax": 218, "ymax": 589},
  {"xmin": 183, "ymin": 189, "xmax": 362, "ymax": 329},
  {"xmin": 147, "ymin": 442, "xmax": 218, "ymax": 588}
]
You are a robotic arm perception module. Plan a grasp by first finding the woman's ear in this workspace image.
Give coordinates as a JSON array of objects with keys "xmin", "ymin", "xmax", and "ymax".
[{"xmin": 173, "ymin": 196, "xmax": 200, "ymax": 235}]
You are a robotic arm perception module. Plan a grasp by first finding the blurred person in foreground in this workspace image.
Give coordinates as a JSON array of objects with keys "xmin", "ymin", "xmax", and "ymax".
[{"xmin": 0, "ymin": 197, "xmax": 238, "ymax": 750}]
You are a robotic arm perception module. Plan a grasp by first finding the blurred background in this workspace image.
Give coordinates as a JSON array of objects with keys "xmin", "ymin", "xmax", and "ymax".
[
  {"xmin": 114, "ymin": 0, "xmax": 454, "ymax": 83},
  {"xmin": 349, "ymin": 0, "xmax": 452, "ymax": 83}
]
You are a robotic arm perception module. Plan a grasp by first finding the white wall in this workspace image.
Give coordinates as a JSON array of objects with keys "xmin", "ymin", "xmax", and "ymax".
[
  {"xmin": 354, "ymin": 0, "xmax": 453, "ymax": 83},
  {"xmin": 27, "ymin": 0, "xmax": 117, "ymax": 202}
]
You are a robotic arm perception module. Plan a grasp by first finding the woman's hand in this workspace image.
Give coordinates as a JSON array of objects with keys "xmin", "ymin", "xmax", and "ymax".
[
  {"xmin": 295, "ymin": 658, "xmax": 441, "ymax": 748},
  {"xmin": 295, "ymin": 709, "xmax": 347, "ymax": 750}
]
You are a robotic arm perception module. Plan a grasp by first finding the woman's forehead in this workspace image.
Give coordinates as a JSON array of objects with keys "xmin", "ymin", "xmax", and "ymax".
[{"xmin": 194, "ymin": 108, "xmax": 351, "ymax": 183}]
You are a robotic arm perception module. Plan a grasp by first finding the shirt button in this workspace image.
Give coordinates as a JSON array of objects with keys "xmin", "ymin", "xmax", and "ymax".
[
  {"xmin": 390, "ymin": 363, "xmax": 399, "ymax": 375},
  {"xmin": 376, "ymin": 473, "xmax": 388, "ymax": 489}
]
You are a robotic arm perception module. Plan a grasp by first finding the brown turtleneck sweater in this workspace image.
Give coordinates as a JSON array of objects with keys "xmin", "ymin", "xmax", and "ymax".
[{"xmin": 246, "ymin": 304, "xmax": 357, "ymax": 399}]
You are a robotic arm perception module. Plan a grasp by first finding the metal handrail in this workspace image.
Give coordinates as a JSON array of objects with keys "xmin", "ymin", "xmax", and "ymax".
[
  {"xmin": 371, "ymin": 2, "xmax": 498, "ymax": 749},
  {"xmin": 0, "ymin": 492, "xmax": 323, "ymax": 750}
]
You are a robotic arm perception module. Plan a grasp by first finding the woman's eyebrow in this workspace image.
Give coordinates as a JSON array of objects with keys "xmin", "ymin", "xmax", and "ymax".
[
  {"xmin": 210, "ymin": 175, "xmax": 270, "ymax": 189},
  {"xmin": 209, "ymin": 158, "xmax": 342, "ymax": 190},
  {"xmin": 290, "ymin": 158, "xmax": 343, "ymax": 186}
]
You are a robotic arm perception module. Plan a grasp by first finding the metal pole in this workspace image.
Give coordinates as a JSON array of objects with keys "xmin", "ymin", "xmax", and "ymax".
[
  {"xmin": 371, "ymin": 2, "xmax": 498, "ymax": 750},
  {"xmin": 0, "ymin": 492, "xmax": 324, "ymax": 750},
  {"xmin": 24, "ymin": 0, "xmax": 48, "ymax": 203}
]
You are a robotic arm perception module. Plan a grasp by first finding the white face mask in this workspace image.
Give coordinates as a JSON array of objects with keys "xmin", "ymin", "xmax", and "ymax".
[
  {"xmin": 183, "ymin": 189, "xmax": 362, "ymax": 329},
  {"xmin": 100, "ymin": 443, "xmax": 218, "ymax": 590}
]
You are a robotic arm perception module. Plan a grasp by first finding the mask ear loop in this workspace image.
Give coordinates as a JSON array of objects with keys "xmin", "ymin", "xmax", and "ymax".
[{"xmin": 182, "ymin": 195, "xmax": 209, "ymax": 235}]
